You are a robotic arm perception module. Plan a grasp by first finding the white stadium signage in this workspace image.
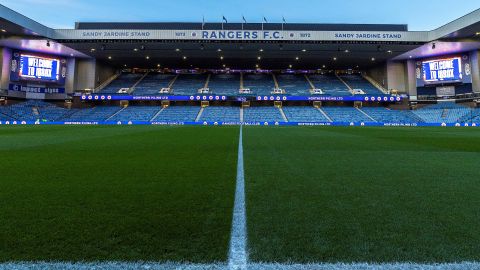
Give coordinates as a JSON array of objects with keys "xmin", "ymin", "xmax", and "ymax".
[{"xmin": 54, "ymin": 29, "xmax": 429, "ymax": 42}]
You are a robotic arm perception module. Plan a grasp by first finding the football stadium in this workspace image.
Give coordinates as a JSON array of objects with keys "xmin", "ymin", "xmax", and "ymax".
[{"xmin": 1, "ymin": 1, "xmax": 480, "ymax": 270}]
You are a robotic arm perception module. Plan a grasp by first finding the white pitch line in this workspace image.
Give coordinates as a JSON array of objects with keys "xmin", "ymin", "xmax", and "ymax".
[
  {"xmin": 228, "ymin": 125, "xmax": 248, "ymax": 270},
  {"xmin": 0, "ymin": 262, "xmax": 227, "ymax": 270}
]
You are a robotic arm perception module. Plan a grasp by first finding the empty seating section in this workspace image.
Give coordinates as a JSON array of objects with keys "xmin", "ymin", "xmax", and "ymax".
[
  {"xmin": 171, "ymin": 74, "xmax": 207, "ymax": 95},
  {"xmin": 412, "ymin": 102, "xmax": 471, "ymax": 123},
  {"xmin": 276, "ymin": 74, "xmax": 311, "ymax": 96},
  {"xmin": 322, "ymin": 107, "xmax": 372, "ymax": 122},
  {"xmin": 308, "ymin": 74, "xmax": 351, "ymax": 96},
  {"xmin": 339, "ymin": 74, "xmax": 383, "ymax": 95},
  {"xmin": 244, "ymin": 107, "xmax": 284, "ymax": 122},
  {"xmin": 199, "ymin": 107, "xmax": 240, "ymax": 122},
  {"xmin": 0, "ymin": 100, "xmax": 71, "ymax": 121},
  {"xmin": 109, "ymin": 106, "xmax": 162, "ymax": 121},
  {"xmin": 152, "ymin": 106, "xmax": 200, "ymax": 122},
  {"xmin": 133, "ymin": 74, "xmax": 174, "ymax": 96},
  {"xmin": 283, "ymin": 107, "xmax": 330, "ymax": 122},
  {"xmin": 63, "ymin": 106, "xmax": 120, "ymax": 122},
  {"xmin": 243, "ymin": 74, "xmax": 275, "ymax": 95},
  {"xmin": 361, "ymin": 107, "xmax": 423, "ymax": 123},
  {"xmin": 100, "ymin": 73, "xmax": 144, "ymax": 94},
  {"xmin": 2, "ymin": 99, "xmax": 480, "ymax": 124},
  {"xmin": 208, "ymin": 74, "xmax": 240, "ymax": 95}
]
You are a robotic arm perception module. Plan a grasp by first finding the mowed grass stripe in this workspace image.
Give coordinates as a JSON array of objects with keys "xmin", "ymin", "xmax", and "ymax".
[
  {"xmin": 244, "ymin": 126, "xmax": 480, "ymax": 263},
  {"xmin": 0, "ymin": 126, "xmax": 239, "ymax": 262}
]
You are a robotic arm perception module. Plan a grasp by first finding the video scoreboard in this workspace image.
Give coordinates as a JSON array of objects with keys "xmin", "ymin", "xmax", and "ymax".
[
  {"xmin": 10, "ymin": 51, "xmax": 67, "ymax": 85},
  {"xmin": 416, "ymin": 55, "xmax": 472, "ymax": 87}
]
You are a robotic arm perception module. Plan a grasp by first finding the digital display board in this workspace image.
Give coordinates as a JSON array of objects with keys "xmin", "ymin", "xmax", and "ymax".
[
  {"xmin": 19, "ymin": 54, "xmax": 60, "ymax": 82},
  {"xmin": 422, "ymin": 57, "xmax": 462, "ymax": 84}
]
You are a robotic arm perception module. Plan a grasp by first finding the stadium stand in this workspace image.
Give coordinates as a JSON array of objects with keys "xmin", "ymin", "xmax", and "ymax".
[
  {"xmin": 108, "ymin": 106, "xmax": 162, "ymax": 121},
  {"xmin": 171, "ymin": 74, "xmax": 208, "ymax": 95},
  {"xmin": 243, "ymin": 106, "xmax": 284, "ymax": 122},
  {"xmin": 339, "ymin": 74, "xmax": 384, "ymax": 95},
  {"xmin": 321, "ymin": 107, "xmax": 373, "ymax": 122},
  {"xmin": 308, "ymin": 74, "xmax": 351, "ymax": 96},
  {"xmin": 152, "ymin": 106, "xmax": 200, "ymax": 122},
  {"xmin": 199, "ymin": 106, "xmax": 240, "ymax": 122},
  {"xmin": 361, "ymin": 107, "xmax": 424, "ymax": 123},
  {"xmin": 412, "ymin": 102, "xmax": 471, "ymax": 123},
  {"xmin": 100, "ymin": 73, "xmax": 144, "ymax": 94},
  {"xmin": 133, "ymin": 74, "xmax": 175, "ymax": 96},
  {"xmin": 282, "ymin": 106, "xmax": 331, "ymax": 122},
  {"xmin": 243, "ymin": 74, "xmax": 275, "ymax": 95},
  {"xmin": 276, "ymin": 74, "xmax": 311, "ymax": 96},
  {"xmin": 208, "ymin": 74, "xmax": 240, "ymax": 95},
  {"xmin": 62, "ymin": 106, "xmax": 120, "ymax": 122},
  {"xmin": 0, "ymin": 100, "xmax": 72, "ymax": 121}
]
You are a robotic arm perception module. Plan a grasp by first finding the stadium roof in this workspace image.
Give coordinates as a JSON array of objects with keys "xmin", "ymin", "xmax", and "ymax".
[
  {"xmin": 74, "ymin": 22, "xmax": 409, "ymax": 32},
  {"xmin": 1, "ymin": 4, "xmax": 479, "ymax": 69}
]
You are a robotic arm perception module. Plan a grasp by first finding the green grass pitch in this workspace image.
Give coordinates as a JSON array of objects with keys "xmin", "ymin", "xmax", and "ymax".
[
  {"xmin": 1, "ymin": 125, "xmax": 480, "ymax": 264},
  {"xmin": 0, "ymin": 125, "xmax": 239, "ymax": 262},
  {"xmin": 244, "ymin": 126, "xmax": 480, "ymax": 263}
]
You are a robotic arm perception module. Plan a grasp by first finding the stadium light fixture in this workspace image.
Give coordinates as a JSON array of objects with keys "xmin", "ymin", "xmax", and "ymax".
[
  {"xmin": 223, "ymin": 64, "xmax": 226, "ymax": 68},
  {"xmin": 217, "ymin": 48, "xmax": 222, "ymax": 52},
  {"xmin": 257, "ymin": 56, "xmax": 261, "ymax": 60},
  {"xmin": 175, "ymin": 48, "xmax": 180, "ymax": 52},
  {"xmin": 183, "ymin": 56, "xmax": 187, "ymax": 60},
  {"xmin": 90, "ymin": 48, "xmax": 96, "ymax": 52},
  {"xmin": 301, "ymin": 49, "xmax": 307, "ymax": 52},
  {"xmin": 157, "ymin": 64, "xmax": 161, "ymax": 67},
  {"xmin": 70, "ymin": 53, "xmax": 74, "ymax": 57},
  {"xmin": 333, "ymin": 57, "xmax": 337, "ymax": 61},
  {"xmin": 146, "ymin": 56, "xmax": 150, "ymax": 60},
  {"xmin": 387, "ymin": 50, "xmax": 392, "ymax": 53},
  {"xmin": 220, "ymin": 56, "xmax": 224, "ymax": 60},
  {"xmin": 134, "ymin": 48, "xmax": 138, "ymax": 52},
  {"xmin": 108, "ymin": 56, "xmax": 112, "ymax": 60},
  {"xmin": 259, "ymin": 49, "xmax": 264, "ymax": 52},
  {"xmin": 295, "ymin": 57, "xmax": 299, "ymax": 60},
  {"xmin": 289, "ymin": 64, "xmax": 293, "ymax": 68},
  {"xmin": 371, "ymin": 57, "xmax": 376, "ymax": 61},
  {"xmin": 255, "ymin": 64, "xmax": 259, "ymax": 68},
  {"xmin": 322, "ymin": 65, "xmax": 326, "ymax": 68},
  {"xmin": 476, "ymin": 32, "xmax": 480, "ymax": 36},
  {"xmin": 1, "ymin": 29, "xmax": 6, "ymax": 32},
  {"xmin": 344, "ymin": 49, "xmax": 349, "ymax": 53}
]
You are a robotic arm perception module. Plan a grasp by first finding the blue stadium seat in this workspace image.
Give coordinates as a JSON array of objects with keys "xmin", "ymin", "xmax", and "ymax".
[
  {"xmin": 243, "ymin": 107, "xmax": 284, "ymax": 122},
  {"xmin": 208, "ymin": 74, "xmax": 240, "ymax": 95},
  {"xmin": 171, "ymin": 74, "xmax": 208, "ymax": 95},
  {"xmin": 360, "ymin": 107, "xmax": 424, "ymax": 123},
  {"xmin": 152, "ymin": 106, "xmax": 200, "ymax": 122},
  {"xmin": 321, "ymin": 107, "xmax": 373, "ymax": 122},
  {"xmin": 412, "ymin": 102, "xmax": 471, "ymax": 123},
  {"xmin": 133, "ymin": 74, "xmax": 175, "ymax": 96},
  {"xmin": 100, "ymin": 73, "xmax": 144, "ymax": 94},
  {"xmin": 199, "ymin": 106, "xmax": 240, "ymax": 122},
  {"xmin": 282, "ymin": 106, "xmax": 330, "ymax": 122},
  {"xmin": 339, "ymin": 74, "xmax": 383, "ymax": 95},
  {"xmin": 243, "ymin": 74, "xmax": 275, "ymax": 96},
  {"xmin": 308, "ymin": 74, "xmax": 351, "ymax": 96},
  {"xmin": 276, "ymin": 74, "xmax": 311, "ymax": 96},
  {"xmin": 109, "ymin": 106, "xmax": 162, "ymax": 121}
]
